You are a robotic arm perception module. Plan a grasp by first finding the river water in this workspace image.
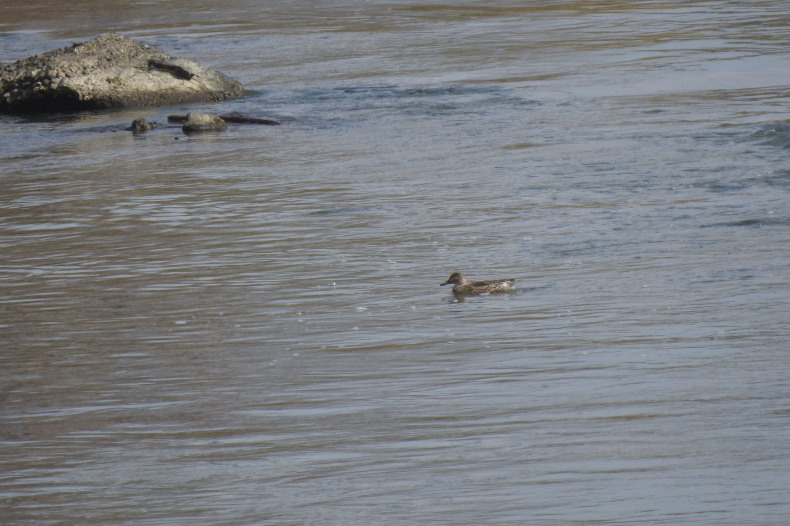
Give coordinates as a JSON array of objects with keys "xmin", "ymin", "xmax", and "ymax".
[{"xmin": 1, "ymin": 1, "xmax": 789, "ymax": 524}]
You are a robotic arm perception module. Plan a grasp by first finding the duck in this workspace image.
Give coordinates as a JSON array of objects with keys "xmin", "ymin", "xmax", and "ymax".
[{"xmin": 440, "ymin": 272, "xmax": 516, "ymax": 296}]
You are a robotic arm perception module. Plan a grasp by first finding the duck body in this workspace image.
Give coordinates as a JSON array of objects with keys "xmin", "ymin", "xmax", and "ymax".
[{"xmin": 440, "ymin": 272, "xmax": 516, "ymax": 296}]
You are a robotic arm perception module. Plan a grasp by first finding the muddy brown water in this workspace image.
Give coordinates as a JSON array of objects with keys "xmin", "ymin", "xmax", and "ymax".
[{"xmin": 2, "ymin": 1, "xmax": 790, "ymax": 524}]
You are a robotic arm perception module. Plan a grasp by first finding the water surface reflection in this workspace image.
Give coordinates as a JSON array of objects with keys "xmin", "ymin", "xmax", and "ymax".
[{"xmin": 2, "ymin": 1, "xmax": 790, "ymax": 524}]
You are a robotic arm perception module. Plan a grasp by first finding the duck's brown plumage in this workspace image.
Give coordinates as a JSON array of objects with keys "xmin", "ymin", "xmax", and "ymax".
[{"xmin": 440, "ymin": 272, "xmax": 516, "ymax": 295}]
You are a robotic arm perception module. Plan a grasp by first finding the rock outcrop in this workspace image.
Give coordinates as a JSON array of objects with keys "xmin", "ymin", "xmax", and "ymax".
[{"xmin": 0, "ymin": 33, "xmax": 244, "ymax": 114}]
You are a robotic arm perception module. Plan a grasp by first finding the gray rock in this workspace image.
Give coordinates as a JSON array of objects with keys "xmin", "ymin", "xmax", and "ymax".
[
  {"xmin": 0, "ymin": 33, "xmax": 244, "ymax": 114},
  {"xmin": 130, "ymin": 118, "xmax": 155, "ymax": 134},
  {"xmin": 182, "ymin": 112, "xmax": 226, "ymax": 133}
]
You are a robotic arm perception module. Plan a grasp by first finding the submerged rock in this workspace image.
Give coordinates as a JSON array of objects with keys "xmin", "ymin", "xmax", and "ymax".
[
  {"xmin": 129, "ymin": 118, "xmax": 155, "ymax": 134},
  {"xmin": 168, "ymin": 113, "xmax": 281, "ymax": 126},
  {"xmin": 181, "ymin": 112, "xmax": 226, "ymax": 133},
  {"xmin": 0, "ymin": 33, "xmax": 244, "ymax": 114}
]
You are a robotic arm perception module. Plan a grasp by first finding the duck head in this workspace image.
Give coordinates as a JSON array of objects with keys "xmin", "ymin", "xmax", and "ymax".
[{"xmin": 440, "ymin": 272, "xmax": 467, "ymax": 286}]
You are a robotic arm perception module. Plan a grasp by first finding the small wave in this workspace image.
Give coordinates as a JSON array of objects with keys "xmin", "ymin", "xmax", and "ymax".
[
  {"xmin": 762, "ymin": 169, "xmax": 790, "ymax": 188},
  {"xmin": 751, "ymin": 122, "xmax": 790, "ymax": 148}
]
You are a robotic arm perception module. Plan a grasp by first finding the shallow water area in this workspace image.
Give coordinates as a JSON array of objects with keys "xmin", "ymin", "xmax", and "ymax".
[{"xmin": 2, "ymin": 1, "xmax": 790, "ymax": 524}]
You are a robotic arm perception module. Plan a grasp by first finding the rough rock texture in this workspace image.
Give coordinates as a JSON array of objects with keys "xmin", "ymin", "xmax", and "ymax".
[
  {"xmin": 182, "ymin": 112, "xmax": 227, "ymax": 133},
  {"xmin": 130, "ymin": 118, "xmax": 155, "ymax": 134},
  {"xmin": 0, "ymin": 33, "xmax": 244, "ymax": 114}
]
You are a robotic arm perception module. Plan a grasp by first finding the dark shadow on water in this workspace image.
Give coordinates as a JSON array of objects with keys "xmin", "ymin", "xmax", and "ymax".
[{"xmin": 701, "ymin": 217, "xmax": 790, "ymax": 229}]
